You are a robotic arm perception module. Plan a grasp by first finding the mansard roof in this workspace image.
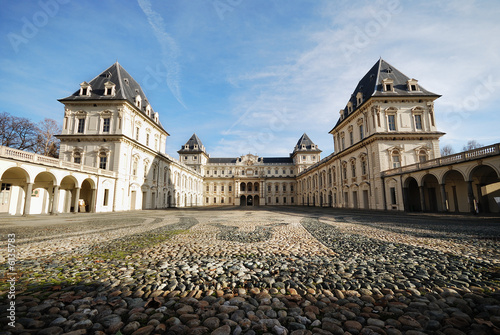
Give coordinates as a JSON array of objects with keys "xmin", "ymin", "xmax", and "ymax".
[
  {"xmin": 60, "ymin": 62, "xmax": 153, "ymax": 108},
  {"xmin": 333, "ymin": 58, "xmax": 440, "ymax": 130},
  {"xmin": 293, "ymin": 133, "xmax": 321, "ymax": 153},
  {"xmin": 178, "ymin": 133, "xmax": 206, "ymax": 153}
]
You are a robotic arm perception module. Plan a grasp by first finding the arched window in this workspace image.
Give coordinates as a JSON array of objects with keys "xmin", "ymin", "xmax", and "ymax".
[
  {"xmin": 392, "ymin": 150, "xmax": 401, "ymax": 168},
  {"xmin": 419, "ymin": 150, "xmax": 427, "ymax": 163},
  {"xmin": 351, "ymin": 160, "xmax": 356, "ymax": 178},
  {"xmin": 99, "ymin": 152, "xmax": 107, "ymax": 170},
  {"xmin": 73, "ymin": 151, "xmax": 82, "ymax": 164}
]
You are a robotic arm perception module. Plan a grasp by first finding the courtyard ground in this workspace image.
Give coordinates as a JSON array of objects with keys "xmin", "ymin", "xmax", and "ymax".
[{"xmin": 0, "ymin": 207, "xmax": 499, "ymax": 334}]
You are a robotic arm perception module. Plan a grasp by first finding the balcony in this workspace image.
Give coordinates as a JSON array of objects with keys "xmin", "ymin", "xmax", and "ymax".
[{"xmin": 381, "ymin": 143, "xmax": 500, "ymax": 177}]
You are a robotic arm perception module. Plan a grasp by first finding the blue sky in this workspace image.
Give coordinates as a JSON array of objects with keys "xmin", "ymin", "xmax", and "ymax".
[{"xmin": 1, "ymin": 0, "xmax": 500, "ymax": 158}]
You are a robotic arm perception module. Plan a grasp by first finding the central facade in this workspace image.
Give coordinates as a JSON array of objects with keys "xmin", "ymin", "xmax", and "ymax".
[{"xmin": 178, "ymin": 133, "xmax": 321, "ymax": 206}]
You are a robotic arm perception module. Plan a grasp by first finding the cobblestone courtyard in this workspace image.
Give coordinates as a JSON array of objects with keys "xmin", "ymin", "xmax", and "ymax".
[{"xmin": 1, "ymin": 207, "xmax": 499, "ymax": 335}]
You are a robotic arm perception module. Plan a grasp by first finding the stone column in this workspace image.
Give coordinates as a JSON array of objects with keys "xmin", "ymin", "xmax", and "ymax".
[
  {"xmin": 419, "ymin": 186, "xmax": 425, "ymax": 212},
  {"xmin": 23, "ymin": 183, "xmax": 33, "ymax": 216},
  {"xmin": 90, "ymin": 188, "xmax": 97, "ymax": 212},
  {"xmin": 50, "ymin": 185, "xmax": 60, "ymax": 215},
  {"xmin": 467, "ymin": 181, "xmax": 475, "ymax": 213},
  {"xmin": 440, "ymin": 184, "xmax": 448, "ymax": 212},
  {"xmin": 73, "ymin": 187, "xmax": 81, "ymax": 213},
  {"xmin": 402, "ymin": 187, "xmax": 409, "ymax": 212}
]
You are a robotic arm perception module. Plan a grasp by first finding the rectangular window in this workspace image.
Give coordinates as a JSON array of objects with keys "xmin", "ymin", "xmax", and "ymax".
[
  {"xmin": 282, "ymin": 169, "xmax": 286, "ymax": 174},
  {"xmin": 385, "ymin": 84, "xmax": 392, "ymax": 91},
  {"xmin": 74, "ymin": 155, "xmax": 81, "ymax": 164},
  {"xmin": 206, "ymin": 185, "xmax": 209, "ymax": 192},
  {"xmin": 214, "ymin": 170, "xmax": 217, "ymax": 175},
  {"xmin": 206, "ymin": 197, "xmax": 209, "ymax": 203},
  {"xmin": 291, "ymin": 185, "xmax": 294, "ymax": 192},
  {"xmin": 341, "ymin": 137, "xmax": 345, "ymax": 150},
  {"xmin": 222, "ymin": 170, "xmax": 225, "ymax": 175},
  {"xmin": 283, "ymin": 197, "xmax": 287, "ymax": 203},
  {"xmin": 81, "ymin": 88, "xmax": 87, "ymax": 96},
  {"xmin": 268, "ymin": 197, "xmax": 271, "ymax": 204},
  {"xmin": 415, "ymin": 114, "xmax": 422, "ymax": 130},
  {"xmin": 136, "ymin": 127, "xmax": 139, "ymax": 140},
  {"xmin": 268, "ymin": 185, "xmax": 271, "ymax": 192},
  {"xmin": 275, "ymin": 169, "xmax": 278, "ymax": 174},
  {"xmin": 102, "ymin": 118, "xmax": 110, "ymax": 132},
  {"xmin": 268, "ymin": 170, "xmax": 271, "ymax": 174},
  {"xmin": 390, "ymin": 187, "xmax": 397, "ymax": 205},
  {"xmin": 221, "ymin": 197, "xmax": 224, "ymax": 204},
  {"xmin": 103, "ymin": 189, "xmax": 109, "ymax": 206},
  {"xmin": 388, "ymin": 115, "xmax": 396, "ymax": 131},
  {"xmin": 229, "ymin": 197, "xmax": 231, "ymax": 203},
  {"xmin": 214, "ymin": 197, "xmax": 217, "ymax": 204},
  {"xmin": 275, "ymin": 185, "xmax": 278, "ymax": 191},
  {"xmin": 77, "ymin": 118, "xmax": 85, "ymax": 133},
  {"xmin": 359, "ymin": 125, "xmax": 364, "ymax": 139},
  {"xmin": 276, "ymin": 197, "xmax": 279, "ymax": 203},
  {"xmin": 229, "ymin": 185, "xmax": 232, "ymax": 192},
  {"xmin": 99, "ymin": 156, "xmax": 107, "ymax": 169},
  {"xmin": 146, "ymin": 133, "xmax": 150, "ymax": 146},
  {"xmin": 221, "ymin": 185, "xmax": 224, "ymax": 192},
  {"xmin": 214, "ymin": 185, "xmax": 217, "ymax": 192},
  {"xmin": 349, "ymin": 131, "xmax": 354, "ymax": 145},
  {"xmin": 411, "ymin": 84, "xmax": 417, "ymax": 91},
  {"xmin": 291, "ymin": 197, "xmax": 294, "ymax": 203},
  {"xmin": 283, "ymin": 185, "xmax": 286, "ymax": 191}
]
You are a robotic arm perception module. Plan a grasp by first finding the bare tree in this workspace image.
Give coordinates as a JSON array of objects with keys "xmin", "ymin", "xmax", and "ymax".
[
  {"xmin": 34, "ymin": 118, "xmax": 61, "ymax": 158},
  {"xmin": 462, "ymin": 140, "xmax": 483, "ymax": 151},
  {"xmin": 0, "ymin": 112, "xmax": 38, "ymax": 151},
  {"xmin": 440, "ymin": 144, "xmax": 454, "ymax": 156}
]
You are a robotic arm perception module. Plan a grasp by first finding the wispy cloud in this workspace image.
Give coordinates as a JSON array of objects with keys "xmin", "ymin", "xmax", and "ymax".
[{"xmin": 137, "ymin": 0, "xmax": 186, "ymax": 108}]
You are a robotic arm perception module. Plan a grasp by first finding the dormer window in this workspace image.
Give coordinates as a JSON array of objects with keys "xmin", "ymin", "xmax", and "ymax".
[
  {"xmin": 356, "ymin": 92, "xmax": 363, "ymax": 106},
  {"xmin": 347, "ymin": 102, "xmax": 353, "ymax": 113},
  {"xmin": 146, "ymin": 104, "xmax": 151, "ymax": 116},
  {"xmin": 79, "ymin": 82, "xmax": 91, "ymax": 96},
  {"xmin": 135, "ymin": 95, "xmax": 142, "ymax": 109},
  {"xmin": 407, "ymin": 79, "xmax": 419, "ymax": 92},
  {"xmin": 104, "ymin": 81, "xmax": 116, "ymax": 96},
  {"xmin": 382, "ymin": 78, "xmax": 394, "ymax": 92}
]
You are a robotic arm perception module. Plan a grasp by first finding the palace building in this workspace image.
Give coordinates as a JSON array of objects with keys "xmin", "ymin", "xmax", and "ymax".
[{"xmin": 0, "ymin": 59, "xmax": 499, "ymax": 215}]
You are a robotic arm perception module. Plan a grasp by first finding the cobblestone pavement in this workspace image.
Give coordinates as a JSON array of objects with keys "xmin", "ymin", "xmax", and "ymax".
[{"xmin": 0, "ymin": 207, "xmax": 499, "ymax": 335}]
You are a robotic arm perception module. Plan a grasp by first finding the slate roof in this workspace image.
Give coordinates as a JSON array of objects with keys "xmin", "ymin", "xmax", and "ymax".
[
  {"xmin": 293, "ymin": 133, "xmax": 321, "ymax": 153},
  {"xmin": 59, "ymin": 62, "xmax": 165, "ymax": 129},
  {"xmin": 332, "ymin": 58, "xmax": 440, "ymax": 130},
  {"xmin": 207, "ymin": 158, "xmax": 238, "ymax": 164},
  {"xmin": 262, "ymin": 157, "xmax": 294, "ymax": 164},
  {"xmin": 178, "ymin": 133, "xmax": 206, "ymax": 153}
]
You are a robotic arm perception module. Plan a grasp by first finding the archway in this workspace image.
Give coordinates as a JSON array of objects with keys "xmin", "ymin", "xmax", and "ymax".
[
  {"xmin": 404, "ymin": 177, "xmax": 421, "ymax": 212},
  {"xmin": 320, "ymin": 192, "xmax": 323, "ymax": 207},
  {"xmin": 31, "ymin": 172, "xmax": 56, "ymax": 215},
  {"xmin": 81, "ymin": 179, "xmax": 94, "ymax": 212},
  {"xmin": 167, "ymin": 192, "xmax": 171, "ymax": 208},
  {"xmin": 60, "ymin": 175, "xmax": 78, "ymax": 213},
  {"xmin": 247, "ymin": 195, "xmax": 253, "ymax": 206},
  {"xmin": 247, "ymin": 182, "xmax": 252, "ymax": 192},
  {"xmin": 422, "ymin": 174, "xmax": 443, "ymax": 212},
  {"xmin": 240, "ymin": 195, "xmax": 246, "ymax": 206},
  {"xmin": 328, "ymin": 191, "xmax": 332, "ymax": 207},
  {"xmin": 0, "ymin": 167, "xmax": 30, "ymax": 215},
  {"xmin": 443, "ymin": 170, "xmax": 468, "ymax": 212},
  {"xmin": 240, "ymin": 183, "xmax": 246, "ymax": 192},
  {"xmin": 254, "ymin": 195, "xmax": 259, "ymax": 206},
  {"xmin": 470, "ymin": 165, "xmax": 500, "ymax": 213}
]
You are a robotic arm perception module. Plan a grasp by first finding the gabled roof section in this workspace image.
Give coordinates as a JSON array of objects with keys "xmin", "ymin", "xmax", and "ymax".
[
  {"xmin": 293, "ymin": 133, "xmax": 321, "ymax": 153},
  {"xmin": 178, "ymin": 133, "xmax": 207, "ymax": 153},
  {"xmin": 333, "ymin": 58, "xmax": 440, "ymax": 130}
]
